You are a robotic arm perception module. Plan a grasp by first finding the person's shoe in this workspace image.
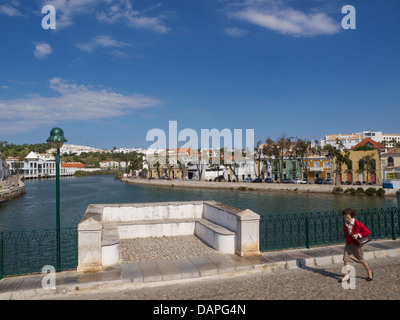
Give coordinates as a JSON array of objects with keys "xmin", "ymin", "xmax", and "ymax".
[{"xmin": 366, "ymin": 272, "xmax": 374, "ymax": 281}]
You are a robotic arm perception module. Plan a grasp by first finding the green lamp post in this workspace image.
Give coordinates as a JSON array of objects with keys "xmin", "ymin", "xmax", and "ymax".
[{"xmin": 46, "ymin": 127, "xmax": 67, "ymax": 272}]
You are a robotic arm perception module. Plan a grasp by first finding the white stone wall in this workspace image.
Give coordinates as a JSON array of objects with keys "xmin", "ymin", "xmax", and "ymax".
[{"xmin": 77, "ymin": 201, "xmax": 260, "ymax": 272}]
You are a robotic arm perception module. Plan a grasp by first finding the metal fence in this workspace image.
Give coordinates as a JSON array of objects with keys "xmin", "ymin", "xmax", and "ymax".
[
  {"xmin": 260, "ymin": 207, "xmax": 400, "ymax": 252},
  {"xmin": 0, "ymin": 227, "xmax": 77, "ymax": 280}
]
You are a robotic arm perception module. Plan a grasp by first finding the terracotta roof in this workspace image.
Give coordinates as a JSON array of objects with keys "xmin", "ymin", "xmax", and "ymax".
[
  {"xmin": 61, "ymin": 163, "xmax": 85, "ymax": 168},
  {"xmin": 351, "ymin": 138, "xmax": 386, "ymax": 151}
]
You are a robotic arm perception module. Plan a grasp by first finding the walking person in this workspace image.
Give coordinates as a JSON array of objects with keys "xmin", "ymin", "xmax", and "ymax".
[{"xmin": 338, "ymin": 208, "xmax": 374, "ymax": 283}]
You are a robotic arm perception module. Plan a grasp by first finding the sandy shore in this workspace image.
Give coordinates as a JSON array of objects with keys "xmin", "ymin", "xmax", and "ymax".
[{"xmin": 122, "ymin": 177, "xmax": 398, "ymax": 197}]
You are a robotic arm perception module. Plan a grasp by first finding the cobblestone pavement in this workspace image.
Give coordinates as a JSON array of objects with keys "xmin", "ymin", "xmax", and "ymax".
[
  {"xmin": 47, "ymin": 256, "xmax": 400, "ymax": 300},
  {"xmin": 119, "ymin": 236, "xmax": 221, "ymax": 263}
]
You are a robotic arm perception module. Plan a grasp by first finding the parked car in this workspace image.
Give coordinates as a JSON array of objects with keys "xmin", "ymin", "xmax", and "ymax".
[
  {"xmin": 264, "ymin": 178, "xmax": 272, "ymax": 183},
  {"xmin": 315, "ymin": 178, "xmax": 323, "ymax": 184},
  {"xmin": 301, "ymin": 179, "xmax": 308, "ymax": 184},
  {"xmin": 213, "ymin": 175, "xmax": 226, "ymax": 182},
  {"xmin": 282, "ymin": 179, "xmax": 291, "ymax": 183},
  {"xmin": 292, "ymin": 178, "xmax": 302, "ymax": 184},
  {"xmin": 323, "ymin": 179, "xmax": 333, "ymax": 184},
  {"xmin": 244, "ymin": 178, "xmax": 253, "ymax": 183},
  {"xmin": 252, "ymin": 177, "xmax": 263, "ymax": 183}
]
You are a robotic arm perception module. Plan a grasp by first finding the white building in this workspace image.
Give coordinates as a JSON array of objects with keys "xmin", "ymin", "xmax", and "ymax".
[
  {"xmin": 112, "ymin": 147, "xmax": 145, "ymax": 154},
  {"xmin": 6, "ymin": 152, "xmax": 74, "ymax": 179},
  {"xmin": 99, "ymin": 161, "xmax": 122, "ymax": 169},
  {"xmin": 48, "ymin": 144, "xmax": 105, "ymax": 156},
  {"xmin": 321, "ymin": 130, "xmax": 400, "ymax": 150},
  {"xmin": 0, "ymin": 157, "xmax": 7, "ymax": 181}
]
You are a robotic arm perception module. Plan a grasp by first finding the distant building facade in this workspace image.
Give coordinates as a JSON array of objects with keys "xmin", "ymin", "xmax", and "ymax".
[{"xmin": 321, "ymin": 130, "xmax": 400, "ymax": 150}]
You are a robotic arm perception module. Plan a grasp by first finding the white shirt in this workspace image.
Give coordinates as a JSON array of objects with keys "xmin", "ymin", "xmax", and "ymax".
[{"xmin": 345, "ymin": 218, "xmax": 361, "ymax": 238}]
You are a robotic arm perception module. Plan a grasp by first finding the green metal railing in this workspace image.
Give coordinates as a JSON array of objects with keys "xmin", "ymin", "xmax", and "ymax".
[
  {"xmin": 260, "ymin": 207, "xmax": 400, "ymax": 252},
  {"xmin": 0, "ymin": 227, "xmax": 77, "ymax": 280}
]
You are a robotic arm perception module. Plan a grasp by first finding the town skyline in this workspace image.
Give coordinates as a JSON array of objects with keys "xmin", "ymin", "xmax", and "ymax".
[{"xmin": 0, "ymin": 1, "xmax": 399, "ymax": 149}]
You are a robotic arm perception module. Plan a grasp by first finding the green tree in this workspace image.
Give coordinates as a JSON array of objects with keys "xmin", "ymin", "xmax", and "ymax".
[
  {"xmin": 323, "ymin": 139, "xmax": 350, "ymax": 186},
  {"xmin": 263, "ymin": 134, "xmax": 293, "ymax": 182},
  {"xmin": 360, "ymin": 154, "xmax": 376, "ymax": 184}
]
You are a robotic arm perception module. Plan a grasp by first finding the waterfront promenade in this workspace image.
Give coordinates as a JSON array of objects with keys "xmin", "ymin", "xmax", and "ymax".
[
  {"xmin": 122, "ymin": 177, "xmax": 398, "ymax": 197},
  {"xmin": 1, "ymin": 237, "xmax": 399, "ymax": 300}
]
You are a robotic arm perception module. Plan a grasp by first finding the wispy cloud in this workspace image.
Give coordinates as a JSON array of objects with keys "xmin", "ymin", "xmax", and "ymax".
[
  {"xmin": 0, "ymin": 78, "xmax": 163, "ymax": 134},
  {"xmin": 224, "ymin": 27, "xmax": 249, "ymax": 38},
  {"xmin": 41, "ymin": 0, "xmax": 100, "ymax": 29},
  {"xmin": 76, "ymin": 35, "xmax": 131, "ymax": 53},
  {"xmin": 0, "ymin": 1, "xmax": 23, "ymax": 17},
  {"xmin": 96, "ymin": 0, "xmax": 170, "ymax": 34},
  {"xmin": 34, "ymin": 43, "xmax": 53, "ymax": 59},
  {"xmin": 225, "ymin": 0, "xmax": 340, "ymax": 37},
  {"xmin": 41, "ymin": 0, "xmax": 171, "ymax": 33}
]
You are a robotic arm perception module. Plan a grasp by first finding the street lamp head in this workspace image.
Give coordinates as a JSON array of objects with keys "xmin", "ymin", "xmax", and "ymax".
[{"xmin": 47, "ymin": 127, "xmax": 67, "ymax": 149}]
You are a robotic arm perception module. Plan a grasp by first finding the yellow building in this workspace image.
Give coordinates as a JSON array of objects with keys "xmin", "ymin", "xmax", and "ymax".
[
  {"xmin": 305, "ymin": 155, "xmax": 333, "ymax": 182},
  {"xmin": 337, "ymin": 150, "xmax": 380, "ymax": 184},
  {"xmin": 148, "ymin": 165, "xmax": 186, "ymax": 179}
]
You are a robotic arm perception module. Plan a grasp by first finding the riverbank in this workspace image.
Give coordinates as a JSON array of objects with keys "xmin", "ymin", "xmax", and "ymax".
[
  {"xmin": 0, "ymin": 179, "xmax": 26, "ymax": 202},
  {"xmin": 122, "ymin": 177, "xmax": 398, "ymax": 197}
]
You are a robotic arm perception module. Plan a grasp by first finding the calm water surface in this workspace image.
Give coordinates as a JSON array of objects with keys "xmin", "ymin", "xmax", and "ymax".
[{"xmin": 0, "ymin": 175, "xmax": 397, "ymax": 231}]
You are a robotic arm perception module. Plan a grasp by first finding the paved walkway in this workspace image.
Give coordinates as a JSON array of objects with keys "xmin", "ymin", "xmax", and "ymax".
[
  {"xmin": 46, "ymin": 256, "xmax": 400, "ymax": 300},
  {"xmin": 0, "ymin": 238, "xmax": 399, "ymax": 300}
]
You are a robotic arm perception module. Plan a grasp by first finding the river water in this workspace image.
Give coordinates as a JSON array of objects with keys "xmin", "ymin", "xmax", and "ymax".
[{"xmin": 0, "ymin": 175, "xmax": 397, "ymax": 231}]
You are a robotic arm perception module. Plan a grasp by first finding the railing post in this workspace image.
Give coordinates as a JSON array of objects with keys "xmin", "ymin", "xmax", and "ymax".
[
  {"xmin": 391, "ymin": 209, "xmax": 396, "ymax": 240},
  {"xmin": 306, "ymin": 217, "xmax": 310, "ymax": 249},
  {"xmin": 0, "ymin": 232, "xmax": 3, "ymax": 280},
  {"xmin": 397, "ymin": 191, "xmax": 400, "ymax": 210}
]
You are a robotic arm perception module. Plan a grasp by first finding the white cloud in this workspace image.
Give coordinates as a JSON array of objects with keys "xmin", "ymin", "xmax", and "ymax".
[
  {"xmin": 41, "ymin": 0, "xmax": 170, "ymax": 33},
  {"xmin": 96, "ymin": 0, "xmax": 170, "ymax": 34},
  {"xmin": 0, "ymin": 78, "xmax": 163, "ymax": 134},
  {"xmin": 76, "ymin": 35, "xmax": 131, "ymax": 53},
  {"xmin": 226, "ymin": 1, "xmax": 340, "ymax": 37},
  {"xmin": 0, "ymin": 1, "xmax": 22, "ymax": 17},
  {"xmin": 42, "ymin": 0, "xmax": 100, "ymax": 29},
  {"xmin": 224, "ymin": 27, "xmax": 249, "ymax": 38},
  {"xmin": 34, "ymin": 43, "xmax": 53, "ymax": 59}
]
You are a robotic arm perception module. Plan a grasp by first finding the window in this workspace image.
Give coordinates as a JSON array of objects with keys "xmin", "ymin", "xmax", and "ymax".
[
  {"xmin": 314, "ymin": 162, "xmax": 320, "ymax": 168},
  {"xmin": 323, "ymin": 161, "xmax": 331, "ymax": 169},
  {"xmin": 358, "ymin": 159, "xmax": 364, "ymax": 170},
  {"xmin": 388, "ymin": 157, "xmax": 394, "ymax": 167}
]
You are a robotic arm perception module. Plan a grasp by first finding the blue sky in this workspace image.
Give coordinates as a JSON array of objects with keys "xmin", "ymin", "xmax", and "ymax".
[{"xmin": 0, "ymin": 0, "xmax": 399, "ymax": 149}]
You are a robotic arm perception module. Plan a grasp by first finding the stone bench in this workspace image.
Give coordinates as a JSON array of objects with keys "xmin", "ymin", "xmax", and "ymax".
[{"xmin": 78, "ymin": 201, "xmax": 260, "ymax": 273}]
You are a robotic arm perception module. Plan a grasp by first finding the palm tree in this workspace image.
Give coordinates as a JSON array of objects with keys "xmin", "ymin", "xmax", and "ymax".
[
  {"xmin": 361, "ymin": 154, "xmax": 376, "ymax": 184},
  {"xmin": 254, "ymin": 140, "xmax": 263, "ymax": 178},
  {"xmin": 293, "ymin": 138, "xmax": 321, "ymax": 181},
  {"xmin": 177, "ymin": 159, "xmax": 186, "ymax": 180},
  {"xmin": 323, "ymin": 139, "xmax": 349, "ymax": 185}
]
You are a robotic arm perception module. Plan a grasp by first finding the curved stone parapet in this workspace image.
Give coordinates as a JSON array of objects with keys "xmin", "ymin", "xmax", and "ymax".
[{"xmin": 77, "ymin": 201, "xmax": 260, "ymax": 273}]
